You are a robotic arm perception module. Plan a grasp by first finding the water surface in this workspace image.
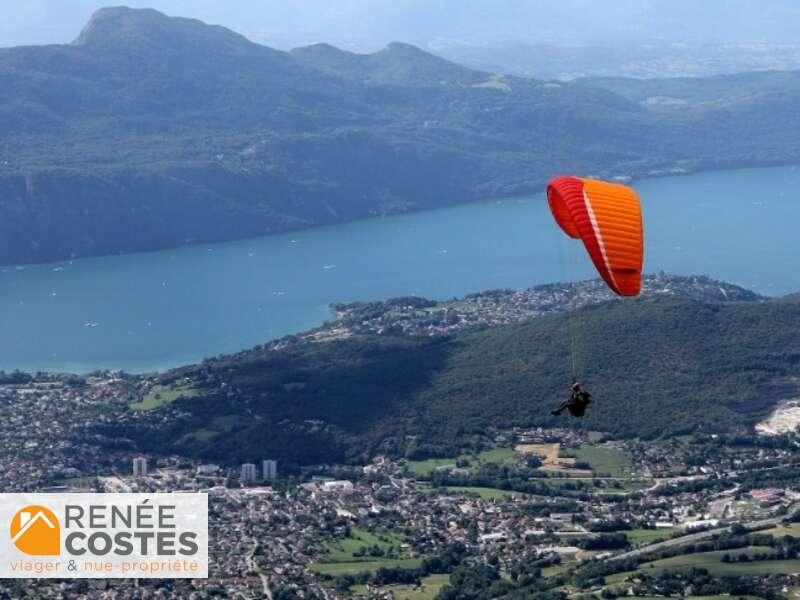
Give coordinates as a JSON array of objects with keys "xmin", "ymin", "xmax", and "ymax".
[{"xmin": 2, "ymin": 166, "xmax": 798, "ymax": 373}]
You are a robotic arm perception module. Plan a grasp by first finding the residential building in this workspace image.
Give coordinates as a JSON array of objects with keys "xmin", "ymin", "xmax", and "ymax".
[
  {"xmin": 262, "ymin": 459, "xmax": 277, "ymax": 480},
  {"xmin": 241, "ymin": 463, "xmax": 257, "ymax": 483},
  {"xmin": 133, "ymin": 456, "xmax": 147, "ymax": 477}
]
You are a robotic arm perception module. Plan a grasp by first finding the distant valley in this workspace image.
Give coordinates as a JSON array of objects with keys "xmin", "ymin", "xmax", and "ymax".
[{"xmin": 4, "ymin": 7, "xmax": 800, "ymax": 265}]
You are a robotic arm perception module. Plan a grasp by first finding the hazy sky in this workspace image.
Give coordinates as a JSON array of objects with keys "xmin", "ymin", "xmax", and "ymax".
[{"xmin": 3, "ymin": 1, "xmax": 800, "ymax": 51}]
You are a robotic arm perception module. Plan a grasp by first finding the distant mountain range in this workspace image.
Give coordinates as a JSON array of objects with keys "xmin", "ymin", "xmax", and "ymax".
[
  {"xmin": 435, "ymin": 40, "xmax": 800, "ymax": 80},
  {"xmin": 6, "ymin": 1, "xmax": 800, "ymax": 50},
  {"xmin": 96, "ymin": 276, "xmax": 800, "ymax": 465},
  {"xmin": 4, "ymin": 7, "xmax": 800, "ymax": 265}
]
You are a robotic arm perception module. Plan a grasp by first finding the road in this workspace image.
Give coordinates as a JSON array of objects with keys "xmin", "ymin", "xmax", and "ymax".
[
  {"xmin": 610, "ymin": 503, "xmax": 799, "ymax": 562},
  {"xmin": 246, "ymin": 535, "xmax": 273, "ymax": 600}
]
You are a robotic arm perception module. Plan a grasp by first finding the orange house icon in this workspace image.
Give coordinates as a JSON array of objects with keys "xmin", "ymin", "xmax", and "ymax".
[{"xmin": 10, "ymin": 505, "xmax": 60, "ymax": 556}]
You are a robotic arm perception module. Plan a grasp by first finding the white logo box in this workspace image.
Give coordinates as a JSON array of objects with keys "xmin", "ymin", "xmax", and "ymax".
[{"xmin": 0, "ymin": 493, "xmax": 208, "ymax": 578}]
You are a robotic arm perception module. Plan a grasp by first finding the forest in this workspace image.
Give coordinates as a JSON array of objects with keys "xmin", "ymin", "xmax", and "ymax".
[{"xmin": 97, "ymin": 293, "xmax": 800, "ymax": 465}]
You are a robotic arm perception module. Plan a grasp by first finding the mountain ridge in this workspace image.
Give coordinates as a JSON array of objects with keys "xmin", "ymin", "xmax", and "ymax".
[{"xmin": 4, "ymin": 7, "xmax": 800, "ymax": 265}]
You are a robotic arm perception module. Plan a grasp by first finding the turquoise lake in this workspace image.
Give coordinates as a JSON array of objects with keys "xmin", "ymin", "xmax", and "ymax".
[{"xmin": 2, "ymin": 165, "xmax": 799, "ymax": 373}]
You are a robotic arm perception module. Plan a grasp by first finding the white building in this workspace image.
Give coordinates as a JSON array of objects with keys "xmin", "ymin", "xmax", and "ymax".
[
  {"xmin": 320, "ymin": 480, "xmax": 354, "ymax": 494},
  {"xmin": 241, "ymin": 463, "xmax": 257, "ymax": 483},
  {"xmin": 133, "ymin": 456, "xmax": 148, "ymax": 477},
  {"xmin": 262, "ymin": 459, "xmax": 277, "ymax": 480},
  {"xmin": 196, "ymin": 464, "xmax": 220, "ymax": 475},
  {"xmin": 681, "ymin": 519, "xmax": 719, "ymax": 531}
]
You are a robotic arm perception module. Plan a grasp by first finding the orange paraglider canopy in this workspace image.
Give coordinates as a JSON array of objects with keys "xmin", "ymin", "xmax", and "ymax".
[{"xmin": 547, "ymin": 176, "xmax": 643, "ymax": 296}]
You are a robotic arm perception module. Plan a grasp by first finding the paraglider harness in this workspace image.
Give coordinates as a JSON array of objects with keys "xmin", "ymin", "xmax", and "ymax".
[{"xmin": 551, "ymin": 380, "xmax": 592, "ymax": 417}]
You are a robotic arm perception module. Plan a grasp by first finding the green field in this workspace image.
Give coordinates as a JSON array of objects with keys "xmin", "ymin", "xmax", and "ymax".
[
  {"xmin": 761, "ymin": 522, "xmax": 800, "ymax": 538},
  {"xmin": 441, "ymin": 486, "xmax": 513, "ymax": 500},
  {"xmin": 310, "ymin": 558, "xmax": 423, "ymax": 576},
  {"xmin": 322, "ymin": 527, "xmax": 405, "ymax": 563},
  {"xmin": 415, "ymin": 483, "xmax": 515, "ymax": 500},
  {"xmin": 542, "ymin": 562, "xmax": 573, "ymax": 578},
  {"xmin": 311, "ymin": 527, "xmax": 422, "ymax": 576},
  {"xmin": 312, "ymin": 526, "xmax": 419, "ymax": 576},
  {"xmin": 406, "ymin": 446, "xmax": 517, "ymax": 477},
  {"xmin": 606, "ymin": 546, "xmax": 799, "ymax": 583},
  {"xmin": 130, "ymin": 384, "xmax": 198, "ymax": 411},
  {"xmin": 406, "ymin": 457, "xmax": 459, "ymax": 477},
  {"xmin": 572, "ymin": 443, "xmax": 631, "ymax": 477},
  {"xmin": 351, "ymin": 573, "xmax": 449, "ymax": 599},
  {"xmin": 626, "ymin": 527, "xmax": 675, "ymax": 547},
  {"xmin": 476, "ymin": 447, "xmax": 516, "ymax": 465},
  {"xmin": 179, "ymin": 428, "xmax": 218, "ymax": 443}
]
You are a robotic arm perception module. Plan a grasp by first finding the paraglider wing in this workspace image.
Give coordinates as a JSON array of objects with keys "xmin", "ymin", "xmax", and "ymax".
[{"xmin": 546, "ymin": 176, "xmax": 643, "ymax": 296}]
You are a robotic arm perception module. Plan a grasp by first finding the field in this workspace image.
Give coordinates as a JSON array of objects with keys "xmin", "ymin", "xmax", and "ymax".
[
  {"xmin": 476, "ymin": 447, "xmax": 517, "ymax": 464},
  {"xmin": 605, "ymin": 546, "xmax": 800, "ymax": 583},
  {"xmin": 415, "ymin": 483, "xmax": 515, "ymax": 500},
  {"xmin": 542, "ymin": 562, "xmax": 573, "ymax": 578},
  {"xmin": 351, "ymin": 574, "xmax": 449, "ymax": 599},
  {"xmin": 323, "ymin": 527, "xmax": 405, "ymax": 562},
  {"xmin": 571, "ymin": 443, "xmax": 631, "ymax": 477},
  {"xmin": 311, "ymin": 527, "xmax": 422, "ymax": 575},
  {"xmin": 310, "ymin": 558, "xmax": 423, "ymax": 576},
  {"xmin": 129, "ymin": 384, "xmax": 198, "ymax": 411},
  {"xmin": 405, "ymin": 457, "xmax": 459, "ymax": 477},
  {"xmin": 514, "ymin": 443, "xmax": 590, "ymax": 475},
  {"xmin": 178, "ymin": 428, "xmax": 218, "ymax": 443},
  {"xmin": 760, "ymin": 522, "xmax": 800, "ymax": 538},
  {"xmin": 438, "ymin": 486, "xmax": 514, "ymax": 500},
  {"xmin": 311, "ymin": 527, "xmax": 420, "ymax": 575},
  {"xmin": 626, "ymin": 527, "xmax": 675, "ymax": 547},
  {"xmin": 406, "ymin": 446, "xmax": 517, "ymax": 477}
]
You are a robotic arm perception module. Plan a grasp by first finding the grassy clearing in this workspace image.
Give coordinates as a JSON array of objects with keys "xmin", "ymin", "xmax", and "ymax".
[
  {"xmin": 415, "ymin": 483, "xmax": 514, "ymax": 500},
  {"xmin": 179, "ymin": 428, "xmax": 218, "ymax": 443},
  {"xmin": 542, "ymin": 562, "xmax": 573, "ymax": 577},
  {"xmin": 310, "ymin": 558, "xmax": 423, "ymax": 576},
  {"xmin": 405, "ymin": 457, "xmax": 458, "ymax": 477},
  {"xmin": 572, "ymin": 443, "xmax": 631, "ymax": 477},
  {"xmin": 176, "ymin": 414, "xmax": 247, "ymax": 445},
  {"xmin": 351, "ymin": 573, "xmax": 449, "ymax": 599},
  {"xmin": 476, "ymin": 447, "xmax": 516, "ymax": 464},
  {"xmin": 760, "ymin": 522, "xmax": 800, "ymax": 537},
  {"xmin": 322, "ymin": 527, "xmax": 404, "ymax": 563},
  {"xmin": 606, "ymin": 546, "xmax": 796, "ymax": 583},
  {"xmin": 130, "ymin": 383, "xmax": 198, "ymax": 411},
  {"xmin": 406, "ymin": 446, "xmax": 517, "ymax": 477},
  {"xmin": 515, "ymin": 442, "xmax": 587, "ymax": 474},
  {"xmin": 441, "ymin": 486, "xmax": 514, "ymax": 500},
  {"xmin": 626, "ymin": 527, "xmax": 675, "ymax": 547},
  {"xmin": 209, "ymin": 414, "xmax": 248, "ymax": 431}
]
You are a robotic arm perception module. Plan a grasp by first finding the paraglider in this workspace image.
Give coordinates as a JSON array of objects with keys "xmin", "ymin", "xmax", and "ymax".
[
  {"xmin": 546, "ymin": 176, "xmax": 644, "ymax": 417},
  {"xmin": 551, "ymin": 381, "xmax": 592, "ymax": 417},
  {"xmin": 547, "ymin": 176, "xmax": 644, "ymax": 296}
]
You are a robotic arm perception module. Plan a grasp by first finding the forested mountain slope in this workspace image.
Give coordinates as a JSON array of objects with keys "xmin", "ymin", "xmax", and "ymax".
[
  {"xmin": 4, "ymin": 7, "xmax": 800, "ymax": 264},
  {"xmin": 99, "ymin": 289, "xmax": 800, "ymax": 465}
]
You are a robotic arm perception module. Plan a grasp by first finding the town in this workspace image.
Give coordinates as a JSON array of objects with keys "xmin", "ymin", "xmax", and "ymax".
[
  {"xmin": 0, "ymin": 370, "xmax": 799, "ymax": 598},
  {"xmin": 310, "ymin": 274, "xmax": 762, "ymax": 343}
]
